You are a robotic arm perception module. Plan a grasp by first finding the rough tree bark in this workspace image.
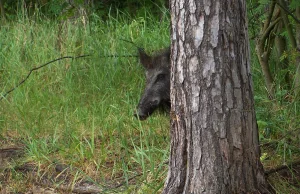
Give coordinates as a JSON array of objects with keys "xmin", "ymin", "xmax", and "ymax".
[{"xmin": 163, "ymin": 0, "xmax": 274, "ymax": 193}]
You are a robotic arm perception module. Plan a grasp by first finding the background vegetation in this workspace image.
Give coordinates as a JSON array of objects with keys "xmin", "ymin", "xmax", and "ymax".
[{"xmin": 0, "ymin": 0, "xmax": 300, "ymax": 193}]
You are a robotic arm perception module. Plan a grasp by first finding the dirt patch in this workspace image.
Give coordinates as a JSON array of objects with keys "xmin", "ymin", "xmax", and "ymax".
[
  {"xmin": 267, "ymin": 161, "xmax": 300, "ymax": 189},
  {"xmin": 0, "ymin": 146, "xmax": 126, "ymax": 193},
  {"xmin": 0, "ymin": 146, "xmax": 24, "ymax": 170}
]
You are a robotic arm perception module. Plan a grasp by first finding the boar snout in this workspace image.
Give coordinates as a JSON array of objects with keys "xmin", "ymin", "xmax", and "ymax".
[{"xmin": 134, "ymin": 99, "xmax": 160, "ymax": 120}]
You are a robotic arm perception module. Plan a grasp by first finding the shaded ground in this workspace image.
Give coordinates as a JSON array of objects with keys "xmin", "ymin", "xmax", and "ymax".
[
  {"xmin": 0, "ymin": 145, "xmax": 300, "ymax": 193},
  {"xmin": 0, "ymin": 145, "xmax": 143, "ymax": 194}
]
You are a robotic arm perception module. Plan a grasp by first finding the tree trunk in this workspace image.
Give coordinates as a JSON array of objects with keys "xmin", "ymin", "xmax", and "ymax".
[
  {"xmin": 255, "ymin": 2, "xmax": 279, "ymax": 99},
  {"xmin": 163, "ymin": 0, "xmax": 274, "ymax": 193},
  {"xmin": 278, "ymin": 0, "xmax": 297, "ymax": 48},
  {"xmin": 275, "ymin": 20, "xmax": 290, "ymax": 89}
]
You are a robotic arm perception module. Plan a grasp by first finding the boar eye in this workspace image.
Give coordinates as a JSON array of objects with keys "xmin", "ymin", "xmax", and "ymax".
[{"xmin": 155, "ymin": 74, "xmax": 166, "ymax": 83}]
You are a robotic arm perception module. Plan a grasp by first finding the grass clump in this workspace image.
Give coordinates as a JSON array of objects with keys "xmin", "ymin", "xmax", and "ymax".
[
  {"xmin": 0, "ymin": 10, "xmax": 170, "ymax": 193},
  {"xmin": 0, "ymin": 7, "xmax": 299, "ymax": 194}
]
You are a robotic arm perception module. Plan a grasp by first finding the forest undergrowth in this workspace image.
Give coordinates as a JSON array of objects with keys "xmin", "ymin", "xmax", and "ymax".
[{"xmin": 0, "ymin": 9, "xmax": 299, "ymax": 194}]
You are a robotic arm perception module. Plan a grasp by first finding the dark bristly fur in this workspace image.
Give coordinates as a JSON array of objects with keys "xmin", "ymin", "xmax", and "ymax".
[
  {"xmin": 135, "ymin": 47, "xmax": 171, "ymax": 120},
  {"xmin": 120, "ymin": 39, "xmax": 170, "ymax": 120}
]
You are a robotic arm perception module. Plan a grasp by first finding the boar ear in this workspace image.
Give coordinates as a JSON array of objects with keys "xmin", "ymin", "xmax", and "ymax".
[{"xmin": 138, "ymin": 48, "xmax": 153, "ymax": 69}]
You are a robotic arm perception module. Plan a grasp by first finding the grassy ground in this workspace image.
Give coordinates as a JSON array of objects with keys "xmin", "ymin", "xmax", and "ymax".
[
  {"xmin": 0, "ymin": 10, "xmax": 300, "ymax": 194},
  {"xmin": 0, "ymin": 12, "xmax": 170, "ymax": 193}
]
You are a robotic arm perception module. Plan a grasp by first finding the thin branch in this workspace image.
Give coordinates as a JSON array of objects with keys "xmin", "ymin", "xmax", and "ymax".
[
  {"xmin": 275, "ymin": 1, "xmax": 300, "ymax": 24},
  {"xmin": 99, "ymin": 54, "xmax": 138, "ymax": 58},
  {"xmin": 119, "ymin": 38, "xmax": 143, "ymax": 50},
  {"xmin": 0, "ymin": 55, "xmax": 90, "ymax": 101},
  {"xmin": 110, "ymin": 172, "xmax": 143, "ymax": 189},
  {"xmin": 264, "ymin": 1, "xmax": 276, "ymax": 32},
  {"xmin": 266, "ymin": 24, "xmax": 277, "ymax": 60},
  {"xmin": 261, "ymin": 17, "xmax": 282, "ymax": 44}
]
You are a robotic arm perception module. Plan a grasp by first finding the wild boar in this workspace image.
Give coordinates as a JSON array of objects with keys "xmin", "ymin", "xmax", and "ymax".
[{"xmin": 135, "ymin": 47, "xmax": 171, "ymax": 120}]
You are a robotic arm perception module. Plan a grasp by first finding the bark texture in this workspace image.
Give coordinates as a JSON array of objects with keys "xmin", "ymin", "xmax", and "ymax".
[{"xmin": 163, "ymin": 0, "xmax": 273, "ymax": 193}]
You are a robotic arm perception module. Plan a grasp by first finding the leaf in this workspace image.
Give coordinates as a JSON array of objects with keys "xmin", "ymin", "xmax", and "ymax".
[
  {"xmin": 279, "ymin": 51, "xmax": 288, "ymax": 62},
  {"xmin": 260, "ymin": 152, "xmax": 268, "ymax": 161},
  {"xmin": 257, "ymin": 120, "xmax": 268, "ymax": 129}
]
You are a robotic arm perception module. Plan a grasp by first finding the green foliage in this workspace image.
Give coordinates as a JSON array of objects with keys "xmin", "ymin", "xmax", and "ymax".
[
  {"xmin": 247, "ymin": 1, "xmax": 300, "ymax": 170},
  {"xmin": 0, "ymin": 9, "xmax": 170, "ymax": 193},
  {"xmin": 258, "ymin": 0, "xmax": 271, "ymax": 5},
  {"xmin": 251, "ymin": 39, "xmax": 300, "ymax": 180},
  {"xmin": 47, "ymin": 0, "xmax": 68, "ymax": 16},
  {"xmin": 290, "ymin": 0, "xmax": 300, "ymax": 9},
  {"xmin": 0, "ymin": 1, "xmax": 299, "ymax": 193},
  {"xmin": 0, "ymin": 0, "xmax": 169, "ymax": 21}
]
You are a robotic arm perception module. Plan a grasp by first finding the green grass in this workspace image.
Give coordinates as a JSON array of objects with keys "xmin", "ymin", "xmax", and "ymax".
[
  {"xmin": 0, "ymin": 8, "xmax": 299, "ymax": 194},
  {"xmin": 0, "ymin": 11, "xmax": 170, "ymax": 193},
  {"xmin": 250, "ymin": 41, "xmax": 300, "ymax": 167}
]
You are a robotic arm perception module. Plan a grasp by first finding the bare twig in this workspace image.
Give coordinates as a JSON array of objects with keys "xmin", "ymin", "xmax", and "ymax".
[
  {"xmin": 0, "ymin": 55, "xmax": 90, "ymax": 101},
  {"xmin": 264, "ymin": 1, "xmax": 276, "ymax": 31},
  {"xmin": 110, "ymin": 172, "xmax": 143, "ymax": 189},
  {"xmin": 99, "ymin": 54, "xmax": 138, "ymax": 58},
  {"xmin": 261, "ymin": 17, "xmax": 281, "ymax": 46},
  {"xmin": 0, "ymin": 53, "xmax": 138, "ymax": 101},
  {"xmin": 119, "ymin": 38, "xmax": 143, "ymax": 50},
  {"xmin": 275, "ymin": 1, "xmax": 300, "ymax": 24}
]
